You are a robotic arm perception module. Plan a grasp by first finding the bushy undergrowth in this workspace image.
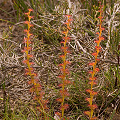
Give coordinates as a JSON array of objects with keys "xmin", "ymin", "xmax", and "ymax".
[{"xmin": 0, "ymin": 0, "xmax": 120, "ymax": 120}]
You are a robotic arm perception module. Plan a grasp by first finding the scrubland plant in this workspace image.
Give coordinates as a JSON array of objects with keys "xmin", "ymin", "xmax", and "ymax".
[
  {"xmin": 56, "ymin": 15, "xmax": 72, "ymax": 120},
  {"xmin": 22, "ymin": 9, "xmax": 48, "ymax": 119},
  {"xmin": 84, "ymin": 2, "xmax": 104, "ymax": 120},
  {"xmin": 1, "ymin": 1, "xmax": 120, "ymax": 120}
]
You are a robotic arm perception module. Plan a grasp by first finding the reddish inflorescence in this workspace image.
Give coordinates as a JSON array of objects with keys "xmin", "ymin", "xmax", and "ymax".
[
  {"xmin": 84, "ymin": 3, "xmax": 104, "ymax": 120},
  {"xmin": 22, "ymin": 9, "xmax": 48, "ymax": 119},
  {"xmin": 56, "ymin": 15, "xmax": 72, "ymax": 120}
]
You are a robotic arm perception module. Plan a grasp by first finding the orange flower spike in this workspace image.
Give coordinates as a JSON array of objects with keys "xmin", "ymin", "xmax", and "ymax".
[
  {"xmin": 57, "ymin": 14, "xmax": 72, "ymax": 119},
  {"xmin": 89, "ymin": 62, "xmax": 95, "ymax": 67},
  {"xmin": 68, "ymin": 18, "xmax": 73, "ymax": 22},
  {"xmin": 61, "ymin": 46, "xmax": 68, "ymax": 51},
  {"xmin": 88, "ymin": 104, "xmax": 98, "ymax": 110},
  {"xmin": 95, "ymin": 68, "xmax": 99, "ymax": 72},
  {"xmin": 95, "ymin": 46, "xmax": 101, "ymax": 50},
  {"xmin": 59, "ymin": 61, "xmax": 70, "ymax": 67},
  {"xmin": 65, "ymin": 15, "xmax": 72, "ymax": 18},
  {"xmin": 24, "ymin": 21, "xmax": 30, "ymax": 25},
  {"xmin": 29, "ymin": 16, "xmax": 34, "ymax": 19},
  {"xmin": 62, "ymin": 31, "xmax": 68, "ymax": 35},
  {"xmin": 27, "ymin": 9, "xmax": 33, "ymax": 21},
  {"xmin": 60, "ymin": 104, "xmax": 69, "ymax": 111},
  {"xmin": 90, "ymin": 117, "xmax": 98, "ymax": 120},
  {"xmin": 59, "ymin": 89, "xmax": 69, "ymax": 96},
  {"xmin": 23, "ymin": 9, "xmax": 48, "ymax": 119},
  {"xmin": 58, "ymin": 75, "xmax": 65, "ymax": 79},
  {"xmin": 99, "ymin": 36, "xmax": 105, "ymax": 41},
  {"xmin": 59, "ymin": 55, "xmax": 66, "ymax": 60},
  {"xmin": 63, "ymin": 36, "xmax": 70, "ymax": 40},
  {"xmin": 101, "ymin": 27, "xmax": 105, "ymax": 30},
  {"xmin": 60, "ymin": 68, "xmax": 69, "ymax": 74},
  {"xmin": 86, "ymin": 98, "xmax": 92, "ymax": 104},
  {"xmin": 84, "ymin": 111, "xmax": 90, "ymax": 117},
  {"xmin": 23, "ymin": 47, "xmax": 31, "ymax": 51},
  {"xmin": 94, "ymin": 40, "xmax": 100, "ymax": 45},
  {"xmin": 24, "ymin": 29, "xmax": 29, "ymax": 34},
  {"xmin": 85, "ymin": 2, "xmax": 104, "ymax": 119},
  {"xmin": 86, "ymin": 89, "xmax": 97, "ymax": 96},
  {"xmin": 96, "ymin": 32, "xmax": 99, "ymax": 35},
  {"xmin": 98, "ymin": 16, "xmax": 103, "ymax": 19},
  {"xmin": 98, "ymin": 10, "xmax": 103, "ymax": 13},
  {"xmin": 28, "ymin": 8, "xmax": 33, "ymax": 12},
  {"xmin": 89, "ymin": 71, "xmax": 93, "ymax": 74},
  {"xmin": 89, "ymin": 81, "xmax": 97, "ymax": 85},
  {"xmin": 27, "ymin": 54, "xmax": 33, "ymax": 58},
  {"xmin": 30, "ymin": 87, "xmax": 35, "ymax": 93},
  {"xmin": 89, "ymin": 77, "xmax": 96, "ymax": 81},
  {"xmin": 25, "ymin": 67, "xmax": 34, "ymax": 72},
  {"xmin": 23, "ymin": 60, "xmax": 29, "ymax": 64},
  {"xmin": 64, "ymin": 22, "xmax": 71, "ymax": 30},
  {"xmin": 92, "ymin": 52, "xmax": 98, "ymax": 58},
  {"xmin": 57, "ymin": 98, "xmax": 63, "ymax": 102},
  {"xmin": 25, "ymin": 12, "xmax": 29, "ymax": 16},
  {"xmin": 64, "ymin": 22, "xmax": 70, "ymax": 26},
  {"xmin": 64, "ymin": 80, "xmax": 71, "ymax": 84}
]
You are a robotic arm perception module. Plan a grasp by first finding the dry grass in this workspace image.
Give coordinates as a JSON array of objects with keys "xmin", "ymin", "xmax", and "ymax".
[{"xmin": 0, "ymin": 0, "xmax": 120, "ymax": 120}]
